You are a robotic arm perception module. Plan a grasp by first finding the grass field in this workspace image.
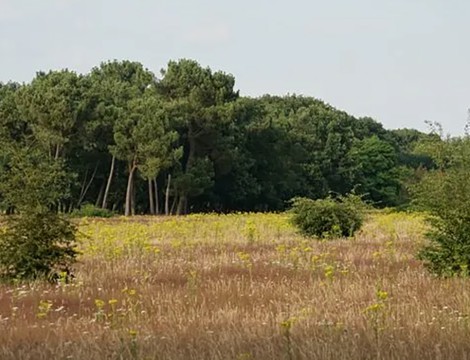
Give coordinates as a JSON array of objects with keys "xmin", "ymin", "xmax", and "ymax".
[{"xmin": 1, "ymin": 212, "xmax": 470, "ymax": 360}]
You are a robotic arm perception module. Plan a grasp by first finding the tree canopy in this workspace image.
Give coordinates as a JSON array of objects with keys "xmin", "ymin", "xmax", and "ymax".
[{"xmin": 0, "ymin": 59, "xmax": 432, "ymax": 215}]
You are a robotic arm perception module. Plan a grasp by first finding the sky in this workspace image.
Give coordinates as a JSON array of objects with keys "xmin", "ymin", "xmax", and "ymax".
[{"xmin": 1, "ymin": 0, "xmax": 469, "ymax": 135}]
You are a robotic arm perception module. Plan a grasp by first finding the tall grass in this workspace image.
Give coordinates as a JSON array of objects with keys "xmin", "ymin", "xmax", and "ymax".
[{"xmin": 1, "ymin": 212, "xmax": 469, "ymax": 359}]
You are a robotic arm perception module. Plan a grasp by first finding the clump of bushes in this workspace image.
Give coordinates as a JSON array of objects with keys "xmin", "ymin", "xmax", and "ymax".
[
  {"xmin": 0, "ymin": 211, "xmax": 78, "ymax": 281},
  {"xmin": 411, "ymin": 133, "xmax": 470, "ymax": 277},
  {"xmin": 71, "ymin": 204, "xmax": 115, "ymax": 218},
  {"xmin": 290, "ymin": 194, "xmax": 365, "ymax": 239},
  {"xmin": 413, "ymin": 151, "xmax": 470, "ymax": 276},
  {"xmin": 0, "ymin": 145, "xmax": 79, "ymax": 282}
]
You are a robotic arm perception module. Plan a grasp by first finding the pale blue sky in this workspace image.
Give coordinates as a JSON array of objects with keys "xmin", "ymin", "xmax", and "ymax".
[{"xmin": 1, "ymin": 0, "xmax": 469, "ymax": 134}]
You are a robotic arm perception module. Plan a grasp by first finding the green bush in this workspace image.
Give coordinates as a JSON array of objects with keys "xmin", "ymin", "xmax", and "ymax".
[
  {"xmin": 417, "ymin": 216, "xmax": 470, "ymax": 277},
  {"xmin": 290, "ymin": 195, "xmax": 365, "ymax": 239},
  {"xmin": 71, "ymin": 204, "xmax": 115, "ymax": 218},
  {"xmin": 411, "ymin": 135, "xmax": 470, "ymax": 277},
  {"xmin": 0, "ymin": 211, "xmax": 78, "ymax": 282},
  {"xmin": 414, "ymin": 163, "xmax": 470, "ymax": 276}
]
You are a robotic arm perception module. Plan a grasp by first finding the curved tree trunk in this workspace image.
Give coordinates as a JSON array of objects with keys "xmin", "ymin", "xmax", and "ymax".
[
  {"xmin": 54, "ymin": 144, "xmax": 61, "ymax": 161},
  {"xmin": 125, "ymin": 163, "xmax": 137, "ymax": 216},
  {"xmin": 102, "ymin": 155, "xmax": 115, "ymax": 209},
  {"xmin": 95, "ymin": 180, "xmax": 105, "ymax": 207}
]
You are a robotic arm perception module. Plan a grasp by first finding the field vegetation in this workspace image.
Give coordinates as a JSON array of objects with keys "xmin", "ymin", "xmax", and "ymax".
[{"xmin": 2, "ymin": 212, "xmax": 470, "ymax": 360}]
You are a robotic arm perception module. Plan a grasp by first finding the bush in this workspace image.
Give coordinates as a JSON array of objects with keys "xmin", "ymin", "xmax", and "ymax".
[
  {"xmin": 417, "ymin": 216, "xmax": 470, "ymax": 277},
  {"xmin": 412, "ymin": 135, "xmax": 470, "ymax": 277},
  {"xmin": 414, "ymin": 164, "xmax": 470, "ymax": 276},
  {"xmin": 290, "ymin": 194, "xmax": 365, "ymax": 239},
  {"xmin": 0, "ymin": 211, "xmax": 78, "ymax": 282},
  {"xmin": 71, "ymin": 204, "xmax": 115, "ymax": 218}
]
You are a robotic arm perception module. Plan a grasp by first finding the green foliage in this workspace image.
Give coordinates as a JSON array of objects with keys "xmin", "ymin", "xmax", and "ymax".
[
  {"xmin": 0, "ymin": 144, "xmax": 72, "ymax": 212},
  {"xmin": 0, "ymin": 59, "xmax": 430, "ymax": 215},
  {"xmin": 157, "ymin": 59, "xmax": 238, "ymax": 213},
  {"xmin": 0, "ymin": 141, "xmax": 78, "ymax": 282},
  {"xmin": 290, "ymin": 195, "xmax": 365, "ymax": 239},
  {"xmin": 413, "ymin": 136, "xmax": 470, "ymax": 276},
  {"xmin": 0, "ymin": 82, "xmax": 27, "ymax": 142},
  {"xmin": 0, "ymin": 211, "xmax": 78, "ymax": 281},
  {"xmin": 71, "ymin": 204, "xmax": 115, "ymax": 218},
  {"xmin": 348, "ymin": 136, "xmax": 401, "ymax": 206},
  {"xmin": 174, "ymin": 157, "xmax": 215, "ymax": 199},
  {"xmin": 17, "ymin": 70, "xmax": 86, "ymax": 160}
]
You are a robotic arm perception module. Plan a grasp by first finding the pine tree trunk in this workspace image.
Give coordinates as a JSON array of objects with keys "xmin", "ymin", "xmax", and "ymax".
[
  {"xmin": 176, "ymin": 195, "xmax": 185, "ymax": 215},
  {"xmin": 155, "ymin": 179, "xmax": 160, "ymax": 215},
  {"xmin": 95, "ymin": 180, "xmax": 105, "ymax": 207},
  {"xmin": 131, "ymin": 173, "xmax": 136, "ymax": 216},
  {"xmin": 78, "ymin": 166, "xmax": 89, "ymax": 206},
  {"xmin": 177, "ymin": 134, "xmax": 196, "ymax": 215},
  {"xmin": 125, "ymin": 164, "xmax": 136, "ymax": 216},
  {"xmin": 177, "ymin": 196, "xmax": 189, "ymax": 215},
  {"xmin": 171, "ymin": 194, "xmax": 178, "ymax": 215},
  {"xmin": 78, "ymin": 162, "xmax": 99, "ymax": 207},
  {"xmin": 148, "ymin": 178, "xmax": 155, "ymax": 215},
  {"xmin": 165, "ymin": 174, "xmax": 171, "ymax": 216},
  {"xmin": 102, "ymin": 155, "xmax": 115, "ymax": 209},
  {"xmin": 54, "ymin": 144, "xmax": 60, "ymax": 161}
]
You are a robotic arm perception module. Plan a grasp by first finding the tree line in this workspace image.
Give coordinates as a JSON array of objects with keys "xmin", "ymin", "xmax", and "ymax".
[{"xmin": 0, "ymin": 59, "xmax": 434, "ymax": 215}]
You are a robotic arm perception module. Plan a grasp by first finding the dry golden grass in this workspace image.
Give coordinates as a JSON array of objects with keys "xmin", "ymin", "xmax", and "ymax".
[{"xmin": 1, "ymin": 212, "xmax": 470, "ymax": 360}]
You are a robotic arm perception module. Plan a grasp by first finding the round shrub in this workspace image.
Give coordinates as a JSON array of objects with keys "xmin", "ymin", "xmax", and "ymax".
[{"xmin": 290, "ymin": 195, "xmax": 365, "ymax": 239}]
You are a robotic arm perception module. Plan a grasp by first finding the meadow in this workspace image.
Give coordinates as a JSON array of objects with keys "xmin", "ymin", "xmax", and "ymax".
[{"xmin": 1, "ymin": 212, "xmax": 470, "ymax": 360}]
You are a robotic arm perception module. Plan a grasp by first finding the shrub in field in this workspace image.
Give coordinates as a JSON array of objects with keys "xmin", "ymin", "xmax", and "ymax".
[
  {"xmin": 412, "ymin": 130, "xmax": 470, "ymax": 276},
  {"xmin": 290, "ymin": 194, "xmax": 365, "ymax": 239},
  {"xmin": 0, "ymin": 144, "xmax": 78, "ymax": 282},
  {"xmin": 0, "ymin": 211, "xmax": 78, "ymax": 282},
  {"xmin": 413, "ymin": 147, "xmax": 470, "ymax": 276},
  {"xmin": 71, "ymin": 204, "xmax": 115, "ymax": 218}
]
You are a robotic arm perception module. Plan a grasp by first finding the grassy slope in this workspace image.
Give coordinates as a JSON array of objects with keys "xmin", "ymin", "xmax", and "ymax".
[{"xmin": 1, "ymin": 212, "xmax": 470, "ymax": 360}]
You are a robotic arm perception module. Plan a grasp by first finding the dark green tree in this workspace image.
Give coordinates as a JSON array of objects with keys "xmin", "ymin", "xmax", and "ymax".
[
  {"xmin": 348, "ymin": 136, "xmax": 401, "ymax": 206},
  {"xmin": 157, "ymin": 59, "xmax": 238, "ymax": 214},
  {"xmin": 87, "ymin": 60, "xmax": 155, "ymax": 213},
  {"xmin": 113, "ymin": 92, "xmax": 180, "ymax": 216},
  {"xmin": 18, "ymin": 70, "xmax": 85, "ymax": 160}
]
